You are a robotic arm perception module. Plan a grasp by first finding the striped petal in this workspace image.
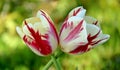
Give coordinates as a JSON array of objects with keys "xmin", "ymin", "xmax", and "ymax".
[
  {"xmin": 89, "ymin": 33, "xmax": 110, "ymax": 47},
  {"xmin": 69, "ymin": 24, "xmax": 110, "ymax": 54},
  {"xmin": 95, "ymin": 34, "xmax": 110, "ymax": 45},
  {"xmin": 37, "ymin": 10, "xmax": 59, "ymax": 44},
  {"xmin": 86, "ymin": 23, "xmax": 110, "ymax": 48},
  {"xmin": 60, "ymin": 16, "xmax": 88, "ymax": 52},
  {"xmin": 60, "ymin": 6, "xmax": 110, "ymax": 54},
  {"xmin": 16, "ymin": 10, "xmax": 59, "ymax": 56},
  {"xmin": 84, "ymin": 16, "xmax": 100, "ymax": 27},
  {"xmin": 23, "ymin": 21, "xmax": 52, "ymax": 56},
  {"xmin": 65, "ymin": 6, "xmax": 86, "ymax": 20}
]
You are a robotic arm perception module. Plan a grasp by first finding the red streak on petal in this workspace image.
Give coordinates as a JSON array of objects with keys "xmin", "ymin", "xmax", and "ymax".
[
  {"xmin": 60, "ymin": 8, "xmax": 81, "ymax": 36},
  {"xmin": 73, "ymin": 8, "xmax": 81, "ymax": 16},
  {"xmin": 88, "ymin": 30, "xmax": 101, "ymax": 43},
  {"xmin": 40, "ymin": 10, "xmax": 59, "ymax": 44},
  {"xmin": 59, "ymin": 21, "xmax": 67, "ymax": 36},
  {"xmin": 91, "ymin": 37, "xmax": 108, "ymax": 45},
  {"xmin": 64, "ymin": 20, "xmax": 84, "ymax": 42},
  {"xmin": 69, "ymin": 22, "xmax": 74, "ymax": 29},
  {"xmin": 64, "ymin": 8, "xmax": 81, "ymax": 22},
  {"xmin": 70, "ymin": 30, "xmax": 101, "ymax": 54},
  {"xmin": 93, "ymin": 21, "xmax": 98, "ymax": 25},
  {"xmin": 70, "ymin": 44, "xmax": 89, "ymax": 54},
  {"xmin": 64, "ymin": 16, "xmax": 68, "ymax": 21},
  {"xmin": 24, "ymin": 21, "xmax": 52, "ymax": 55}
]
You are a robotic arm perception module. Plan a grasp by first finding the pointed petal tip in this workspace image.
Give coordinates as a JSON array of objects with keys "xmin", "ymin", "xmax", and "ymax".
[
  {"xmin": 94, "ymin": 34, "xmax": 110, "ymax": 46},
  {"xmin": 36, "ymin": 10, "xmax": 43, "ymax": 17},
  {"xmin": 105, "ymin": 34, "xmax": 110, "ymax": 40},
  {"xmin": 39, "ymin": 9, "xmax": 45, "ymax": 12},
  {"xmin": 77, "ymin": 6, "xmax": 84, "ymax": 9},
  {"xmin": 16, "ymin": 26, "xmax": 21, "ymax": 33},
  {"xmin": 37, "ymin": 10, "xmax": 46, "ymax": 16},
  {"xmin": 68, "ymin": 6, "xmax": 86, "ymax": 18}
]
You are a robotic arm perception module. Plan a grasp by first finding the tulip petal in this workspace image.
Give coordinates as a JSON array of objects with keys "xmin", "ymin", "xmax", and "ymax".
[
  {"xmin": 84, "ymin": 16, "xmax": 100, "ymax": 27},
  {"xmin": 23, "ymin": 35, "xmax": 43, "ymax": 56},
  {"xmin": 60, "ymin": 16, "xmax": 88, "ymax": 52},
  {"xmin": 23, "ymin": 23, "xmax": 33, "ymax": 38},
  {"xmin": 37, "ymin": 10, "xmax": 59, "ymax": 44},
  {"xmin": 24, "ymin": 17, "xmax": 41, "ymax": 25},
  {"xmin": 48, "ymin": 33, "xmax": 58, "ymax": 52},
  {"xmin": 68, "ymin": 23, "xmax": 102, "ymax": 54},
  {"xmin": 91, "ymin": 34, "xmax": 110, "ymax": 47},
  {"xmin": 86, "ymin": 23, "xmax": 110, "ymax": 48},
  {"xmin": 23, "ymin": 21, "xmax": 52, "ymax": 56},
  {"xmin": 23, "ymin": 35, "xmax": 52, "ymax": 56},
  {"xmin": 16, "ymin": 27, "xmax": 25, "ymax": 38},
  {"xmin": 86, "ymin": 23, "xmax": 101, "ymax": 37},
  {"xmin": 36, "ymin": 11, "xmax": 51, "ymax": 28},
  {"xmin": 22, "ymin": 17, "xmax": 44, "ymax": 37},
  {"xmin": 69, "ymin": 44, "xmax": 91, "ymax": 54},
  {"xmin": 66, "ymin": 6, "xmax": 86, "ymax": 20}
]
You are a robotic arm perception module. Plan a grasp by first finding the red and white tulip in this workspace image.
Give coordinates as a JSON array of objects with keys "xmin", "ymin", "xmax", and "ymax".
[
  {"xmin": 16, "ymin": 6, "xmax": 110, "ymax": 56},
  {"xmin": 16, "ymin": 10, "xmax": 59, "ymax": 56},
  {"xmin": 59, "ymin": 6, "xmax": 110, "ymax": 54}
]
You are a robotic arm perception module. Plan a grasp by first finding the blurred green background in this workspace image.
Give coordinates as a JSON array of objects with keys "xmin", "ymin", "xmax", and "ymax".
[{"xmin": 0, "ymin": 0, "xmax": 120, "ymax": 70}]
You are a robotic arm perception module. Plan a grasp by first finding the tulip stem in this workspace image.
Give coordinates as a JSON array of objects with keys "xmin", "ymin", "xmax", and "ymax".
[
  {"xmin": 51, "ymin": 55, "xmax": 61, "ymax": 70},
  {"xmin": 43, "ymin": 59, "xmax": 53, "ymax": 70},
  {"xmin": 43, "ymin": 52, "xmax": 63, "ymax": 70}
]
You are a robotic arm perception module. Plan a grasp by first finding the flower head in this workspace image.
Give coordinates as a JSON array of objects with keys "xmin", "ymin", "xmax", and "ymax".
[
  {"xmin": 16, "ymin": 10, "xmax": 59, "ymax": 56},
  {"xmin": 59, "ymin": 6, "xmax": 110, "ymax": 54},
  {"xmin": 16, "ymin": 6, "xmax": 110, "ymax": 56}
]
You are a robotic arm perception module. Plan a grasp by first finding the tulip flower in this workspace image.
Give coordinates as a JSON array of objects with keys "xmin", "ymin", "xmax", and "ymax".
[
  {"xmin": 59, "ymin": 6, "xmax": 110, "ymax": 54},
  {"xmin": 16, "ymin": 10, "xmax": 59, "ymax": 56},
  {"xmin": 16, "ymin": 6, "xmax": 110, "ymax": 70}
]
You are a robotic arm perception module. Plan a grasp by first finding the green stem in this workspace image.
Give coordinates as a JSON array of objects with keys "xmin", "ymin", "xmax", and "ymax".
[
  {"xmin": 43, "ymin": 59, "xmax": 53, "ymax": 70},
  {"xmin": 43, "ymin": 52, "xmax": 63, "ymax": 70},
  {"xmin": 51, "ymin": 55, "xmax": 61, "ymax": 70},
  {"xmin": 56, "ymin": 58, "xmax": 62, "ymax": 70}
]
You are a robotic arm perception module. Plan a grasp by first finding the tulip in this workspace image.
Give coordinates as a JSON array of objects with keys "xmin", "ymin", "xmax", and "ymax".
[
  {"xmin": 16, "ymin": 10, "xmax": 59, "ymax": 56},
  {"xmin": 59, "ymin": 6, "xmax": 110, "ymax": 54}
]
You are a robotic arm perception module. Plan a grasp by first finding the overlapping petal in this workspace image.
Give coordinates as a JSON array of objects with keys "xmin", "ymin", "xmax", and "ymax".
[
  {"xmin": 59, "ymin": 16, "xmax": 88, "ymax": 53},
  {"xmin": 16, "ymin": 6, "xmax": 110, "ymax": 56},
  {"xmin": 16, "ymin": 10, "xmax": 59, "ymax": 56},
  {"xmin": 59, "ymin": 6, "xmax": 110, "ymax": 54},
  {"xmin": 84, "ymin": 16, "xmax": 100, "ymax": 27},
  {"xmin": 86, "ymin": 23, "xmax": 110, "ymax": 48},
  {"xmin": 65, "ymin": 6, "xmax": 86, "ymax": 20}
]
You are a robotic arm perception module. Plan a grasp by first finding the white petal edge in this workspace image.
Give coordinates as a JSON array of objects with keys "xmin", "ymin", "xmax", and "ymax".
[
  {"xmin": 68, "ymin": 6, "xmax": 86, "ymax": 18},
  {"xmin": 84, "ymin": 16, "xmax": 100, "ymax": 27},
  {"xmin": 48, "ymin": 33, "xmax": 57, "ymax": 52},
  {"xmin": 22, "ymin": 24, "xmax": 33, "ymax": 36},
  {"xmin": 16, "ymin": 27, "xmax": 25, "ymax": 38},
  {"xmin": 93, "ymin": 34, "xmax": 110, "ymax": 47},
  {"xmin": 36, "ymin": 11, "xmax": 52, "ymax": 30},
  {"xmin": 26, "ymin": 43, "xmax": 44, "ymax": 56}
]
